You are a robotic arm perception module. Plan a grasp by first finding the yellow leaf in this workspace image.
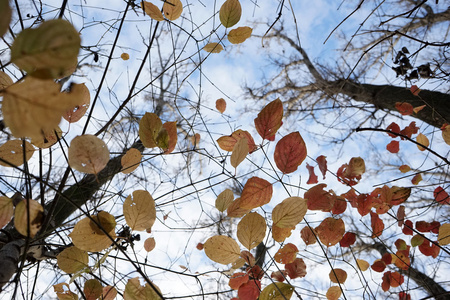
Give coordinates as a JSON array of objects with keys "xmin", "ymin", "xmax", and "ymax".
[
  {"xmin": 237, "ymin": 212, "xmax": 266, "ymax": 250},
  {"xmin": 0, "ymin": 140, "xmax": 35, "ymax": 167},
  {"xmin": 69, "ymin": 214, "xmax": 117, "ymax": 252},
  {"xmin": 84, "ymin": 279, "xmax": 103, "ymax": 300},
  {"xmin": 227, "ymin": 198, "xmax": 251, "ymax": 218},
  {"xmin": 272, "ymin": 224, "xmax": 294, "ymax": 243},
  {"xmin": 0, "ymin": 70, "xmax": 13, "ymax": 91},
  {"xmin": 53, "ymin": 283, "xmax": 79, "ymax": 300},
  {"xmin": 442, "ymin": 125, "xmax": 450, "ymax": 145},
  {"xmin": 121, "ymin": 52, "xmax": 130, "ymax": 60},
  {"xmin": 14, "ymin": 199, "xmax": 44, "ymax": 237},
  {"xmin": 204, "ymin": 235, "xmax": 240, "ymax": 264},
  {"xmin": 123, "ymin": 190, "xmax": 156, "ymax": 231},
  {"xmin": 326, "ymin": 286, "xmax": 341, "ymax": 300},
  {"xmin": 259, "ymin": 282, "xmax": 294, "ymax": 300},
  {"xmin": 215, "ymin": 189, "xmax": 234, "ymax": 212},
  {"xmin": 0, "ymin": 0, "xmax": 11, "ymax": 37},
  {"xmin": 139, "ymin": 112, "xmax": 163, "ymax": 148},
  {"xmin": 162, "ymin": 0, "xmax": 183, "ymax": 21},
  {"xmin": 124, "ymin": 277, "xmax": 162, "ymax": 300},
  {"xmin": 0, "ymin": 196, "xmax": 13, "ymax": 229},
  {"xmin": 329, "ymin": 268, "xmax": 347, "ymax": 284},
  {"xmin": 356, "ymin": 259, "xmax": 369, "ymax": 271},
  {"xmin": 416, "ymin": 133, "xmax": 429, "ymax": 151},
  {"xmin": 272, "ymin": 197, "xmax": 307, "ymax": 228},
  {"xmin": 219, "ymin": 0, "xmax": 241, "ymax": 28},
  {"xmin": 90, "ymin": 211, "xmax": 116, "ymax": 234},
  {"xmin": 2, "ymin": 77, "xmax": 80, "ymax": 140},
  {"xmin": 203, "ymin": 42, "xmax": 224, "ymax": 53},
  {"xmin": 31, "ymin": 126, "xmax": 62, "ymax": 149},
  {"xmin": 438, "ymin": 223, "xmax": 450, "ymax": 245},
  {"xmin": 228, "ymin": 26, "xmax": 252, "ymax": 44},
  {"xmin": 399, "ymin": 165, "xmax": 411, "ymax": 173},
  {"xmin": 57, "ymin": 246, "xmax": 89, "ymax": 274},
  {"xmin": 230, "ymin": 137, "xmax": 249, "ymax": 168},
  {"xmin": 144, "ymin": 237, "xmax": 156, "ymax": 252},
  {"xmin": 121, "ymin": 148, "xmax": 142, "ymax": 174},
  {"xmin": 63, "ymin": 83, "xmax": 91, "ymax": 123},
  {"xmin": 141, "ymin": 1, "xmax": 164, "ymax": 21},
  {"xmin": 413, "ymin": 104, "xmax": 426, "ymax": 114},
  {"xmin": 10, "ymin": 19, "xmax": 80, "ymax": 79},
  {"xmin": 68, "ymin": 135, "xmax": 109, "ymax": 174}
]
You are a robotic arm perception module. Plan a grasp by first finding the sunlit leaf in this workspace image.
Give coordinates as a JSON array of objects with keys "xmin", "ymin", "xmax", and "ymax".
[
  {"xmin": 399, "ymin": 165, "xmax": 410, "ymax": 173},
  {"xmin": 237, "ymin": 212, "xmax": 266, "ymax": 250},
  {"xmin": 259, "ymin": 282, "xmax": 294, "ymax": 300},
  {"xmin": 285, "ymin": 258, "xmax": 307, "ymax": 279},
  {"xmin": 57, "ymin": 246, "xmax": 89, "ymax": 274},
  {"xmin": 204, "ymin": 235, "xmax": 240, "ymax": 264},
  {"xmin": 84, "ymin": 279, "xmax": 102, "ymax": 300},
  {"xmin": 144, "ymin": 237, "xmax": 156, "ymax": 252},
  {"xmin": 141, "ymin": 1, "xmax": 164, "ymax": 21},
  {"xmin": 139, "ymin": 112, "xmax": 163, "ymax": 148},
  {"xmin": 0, "ymin": 196, "xmax": 13, "ymax": 230},
  {"xmin": 272, "ymin": 197, "xmax": 307, "ymax": 228},
  {"xmin": 274, "ymin": 243, "xmax": 298, "ymax": 264},
  {"xmin": 0, "ymin": 70, "xmax": 13, "ymax": 91},
  {"xmin": 53, "ymin": 283, "xmax": 79, "ymax": 300},
  {"xmin": 215, "ymin": 189, "xmax": 234, "ymax": 212},
  {"xmin": 442, "ymin": 124, "xmax": 450, "ymax": 145},
  {"xmin": 31, "ymin": 126, "xmax": 62, "ymax": 149},
  {"xmin": 274, "ymin": 131, "xmax": 307, "ymax": 174},
  {"xmin": 0, "ymin": 140, "xmax": 35, "ymax": 167},
  {"xmin": 217, "ymin": 129, "xmax": 257, "ymax": 153},
  {"xmin": 416, "ymin": 133, "xmax": 429, "ymax": 151},
  {"xmin": 395, "ymin": 102, "xmax": 413, "ymax": 116},
  {"xmin": 230, "ymin": 137, "xmax": 249, "ymax": 168},
  {"xmin": 219, "ymin": 0, "xmax": 241, "ymax": 28},
  {"xmin": 370, "ymin": 211, "xmax": 384, "ymax": 238},
  {"xmin": 386, "ymin": 140, "xmax": 399, "ymax": 153},
  {"xmin": 228, "ymin": 26, "xmax": 252, "ymax": 44},
  {"xmin": 121, "ymin": 52, "xmax": 130, "ymax": 60},
  {"xmin": 336, "ymin": 157, "xmax": 365, "ymax": 186},
  {"xmin": 124, "ymin": 277, "xmax": 162, "ymax": 300},
  {"xmin": 10, "ymin": 19, "xmax": 80, "ymax": 79},
  {"xmin": 229, "ymin": 272, "xmax": 249, "ymax": 290},
  {"xmin": 216, "ymin": 98, "xmax": 227, "ymax": 113},
  {"xmin": 434, "ymin": 187, "xmax": 449, "ymax": 205},
  {"xmin": 162, "ymin": 121, "xmax": 177, "ymax": 154},
  {"xmin": 240, "ymin": 177, "xmax": 273, "ymax": 209},
  {"xmin": 123, "ymin": 190, "xmax": 156, "ymax": 231},
  {"xmin": 326, "ymin": 286, "xmax": 341, "ymax": 300},
  {"xmin": 315, "ymin": 217, "xmax": 345, "ymax": 247},
  {"xmin": 121, "ymin": 148, "xmax": 142, "ymax": 174},
  {"xmin": 69, "ymin": 214, "xmax": 117, "ymax": 252},
  {"xmin": 356, "ymin": 259, "xmax": 369, "ymax": 271},
  {"xmin": 14, "ymin": 199, "xmax": 44, "ymax": 237},
  {"xmin": 300, "ymin": 226, "xmax": 317, "ymax": 246},
  {"xmin": 227, "ymin": 198, "xmax": 251, "ymax": 218},
  {"xmin": 162, "ymin": 0, "xmax": 183, "ymax": 20},
  {"xmin": 68, "ymin": 135, "xmax": 109, "ymax": 174},
  {"xmin": 391, "ymin": 186, "xmax": 411, "ymax": 205},
  {"xmin": 203, "ymin": 42, "xmax": 224, "ymax": 53},
  {"xmin": 254, "ymin": 98, "xmax": 283, "ymax": 141},
  {"xmin": 63, "ymin": 83, "xmax": 91, "ymax": 123},
  {"xmin": 438, "ymin": 223, "xmax": 450, "ymax": 245},
  {"xmin": 329, "ymin": 268, "xmax": 347, "ymax": 284},
  {"xmin": 0, "ymin": 0, "xmax": 11, "ymax": 37},
  {"xmin": 272, "ymin": 224, "xmax": 294, "ymax": 243}
]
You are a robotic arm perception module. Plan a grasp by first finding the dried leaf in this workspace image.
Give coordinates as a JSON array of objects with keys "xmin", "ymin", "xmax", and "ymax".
[
  {"xmin": 274, "ymin": 243, "xmax": 298, "ymax": 264},
  {"xmin": 259, "ymin": 282, "xmax": 294, "ymax": 300},
  {"xmin": 216, "ymin": 98, "xmax": 227, "ymax": 113},
  {"xmin": 227, "ymin": 198, "xmax": 251, "ymax": 218},
  {"xmin": 53, "ymin": 283, "xmax": 79, "ymax": 300},
  {"xmin": 386, "ymin": 140, "xmax": 399, "ymax": 153},
  {"xmin": 339, "ymin": 232, "xmax": 356, "ymax": 247},
  {"xmin": 315, "ymin": 217, "xmax": 345, "ymax": 247},
  {"xmin": 123, "ymin": 190, "xmax": 156, "ymax": 231},
  {"xmin": 356, "ymin": 259, "xmax": 369, "ymax": 271},
  {"xmin": 285, "ymin": 258, "xmax": 307, "ymax": 279},
  {"xmin": 217, "ymin": 129, "xmax": 257, "ymax": 153},
  {"xmin": 316, "ymin": 155, "xmax": 327, "ymax": 179},
  {"xmin": 0, "ymin": 196, "xmax": 13, "ymax": 229},
  {"xmin": 162, "ymin": 0, "xmax": 183, "ymax": 20},
  {"xmin": 240, "ymin": 177, "xmax": 273, "ymax": 209},
  {"xmin": 204, "ymin": 235, "xmax": 240, "ymax": 264},
  {"xmin": 14, "ymin": 199, "xmax": 44, "ymax": 237},
  {"xmin": 305, "ymin": 184, "xmax": 335, "ymax": 212},
  {"xmin": 272, "ymin": 197, "xmax": 307, "ymax": 228},
  {"xmin": 416, "ymin": 133, "xmax": 429, "ymax": 151},
  {"xmin": 203, "ymin": 43, "xmax": 224, "ymax": 53},
  {"xmin": 329, "ymin": 268, "xmax": 347, "ymax": 284},
  {"xmin": 413, "ymin": 105, "xmax": 426, "ymax": 113},
  {"xmin": 68, "ymin": 135, "xmax": 109, "ymax": 174},
  {"xmin": 228, "ymin": 26, "xmax": 252, "ymax": 44},
  {"xmin": 63, "ymin": 83, "xmax": 91, "ymax": 123},
  {"xmin": 144, "ymin": 237, "xmax": 156, "ymax": 252},
  {"xmin": 274, "ymin": 131, "xmax": 307, "ymax": 174},
  {"xmin": 386, "ymin": 122, "xmax": 400, "ymax": 138},
  {"xmin": 411, "ymin": 173, "xmax": 422, "ymax": 185},
  {"xmin": 272, "ymin": 224, "xmax": 294, "ymax": 243},
  {"xmin": 141, "ymin": 1, "xmax": 164, "ymax": 21},
  {"xmin": 238, "ymin": 280, "xmax": 261, "ymax": 300},
  {"xmin": 410, "ymin": 85, "xmax": 420, "ymax": 96},
  {"xmin": 162, "ymin": 121, "xmax": 177, "ymax": 154},
  {"xmin": 306, "ymin": 163, "xmax": 318, "ymax": 184},
  {"xmin": 0, "ymin": 140, "xmax": 35, "ymax": 167},
  {"xmin": 442, "ymin": 124, "xmax": 450, "ymax": 145},
  {"xmin": 57, "ymin": 246, "xmax": 89, "ymax": 274},
  {"xmin": 102, "ymin": 286, "xmax": 117, "ymax": 300},
  {"xmin": 124, "ymin": 277, "xmax": 162, "ymax": 300},
  {"xmin": 0, "ymin": 70, "xmax": 13, "ymax": 91},
  {"xmin": 229, "ymin": 272, "xmax": 249, "ymax": 290},
  {"xmin": 230, "ymin": 137, "xmax": 249, "ymax": 168},
  {"xmin": 395, "ymin": 102, "xmax": 413, "ymax": 116},
  {"xmin": 326, "ymin": 286, "xmax": 341, "ymax": 300},
  {"xmin": 254, "ymin": 98, "xmax": 283, "ymax": 141},
  {"xmin": 139, "ymin": 112, "xmax": 162, "ymax": 148},
  {"xmin": 438, "ymin": 223, "xmax": 450, "ymax": 245},
  {"xmin": 370, "ymin": 211, "xmax": 384, "ymax": 238},
  {"xmin": 121, "ymin": 148, "xmax": 142, "ymax": 174},
  {"xmin": 84, "ymin": 279, "xmax": 102, "ymax": 300},
  {"xmin": 399, "ymin": 165, "xmax": 411, "ymax": 173},
  {"xmin": 237, "ymin": 212, "xmax": 266, "ymax": 250},
  {"xmin": 215, "ymin": 189, "xmax": 234, "ymax": 212},
  {"xmin": 300, "ymin": 226, "xmax": 317, "ymax": 245},
  {"xmin": 31, "ymin": 126, "xmax": 62, "ymax": 149},
  {"xmin": 219, "ymin": 0, "xmax": 241, "ymax": 28}
]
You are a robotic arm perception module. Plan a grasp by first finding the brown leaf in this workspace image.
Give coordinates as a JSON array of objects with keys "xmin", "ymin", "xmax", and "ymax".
[
  {"xmin": 315, "ymin": 217, "xmax": 345, "ymax": 247},
  {"xmin": 254, "ymin": 98, "xmax": 283, "ymax": 141},
  {"xmin": 216, "ymin": 98, "xmax": 227, "ymax": 113},
  {"xmin": 14, "ymin": 199, "xmax": 44, "ymax": 237},
  {"xmin": 123, "ymin": 190, "xmax": 156, "ymax": 231},
  {"xmin": 57, "ymin": 246, "xmax": 89, "ymax": 274},
  {"xmin": 141, "ymin": 1, "xmax": 164, "ymax": 21},
  {"xmin": 121, "ymin": 148, "xmax": 142, "ymax": 174},
  {"xmin": 240, "ymin": 177, "xmax": 273, "ymax": 209},
  {"xmin": 0, "ymin": 140, "xmax": 35, "ymax": 167},
  {"xmin": 237, "ymin": 212, "xmax": 266, "ymax": 250},
  {"xmin": 230, "ymin": 137, "xmax": 249, "ymax": 168},
  {"xmin": 144, "ymin": 237, "xmax": 156, "ymax": 252},
  {"xmin": 329, "ymin": 268, "xmax": 347, "ymax": 284},
  {"xmin": 274, "ymin": 131, "xmax": 307, "ymax": 173},
  {"xmin": 68, "ymin": 135, "xmax": 109, "ymax": 174},
  {"xmin": 162, "ymin": 0, "xmax": 183, "ymax": 20}
]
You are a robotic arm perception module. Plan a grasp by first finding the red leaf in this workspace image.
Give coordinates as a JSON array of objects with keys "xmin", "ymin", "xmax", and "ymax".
[
  {"xmin": 196, "ymin": 243, "xmax": 204, "ymax": 250},
  {"xmin": 381, "ymin": 271, "xmax": 391, "ymax": 292},
  {"xmin": 434, "ymin": 187, "xmax": 449, "ymax": 205},
  {"xmin": 419, "ymin": 240, "xmax": 440, "ymax": 258},
  {"xmin": 316, "ymin": 155, "xmax": 327, "ymax": 179},
  {"xmin": 315, "ymin": 217, "xmax": 345, "ymax": 247},
  {"xmin": 300, "ymin": 226, "xmax": 317, "ymax": 246},
  {"xmin": 306, "ymin": 163, "xmax": 318, "ymax": 184},
  {"xmin": 402, "ymin": 220, "xmax": 413, "ymax": 235},
  {"xmin": 336, "ymin": 157, "xmax": 365, "ymax": 186},
  {"xmin": 305, "ymin": 184, "xmax": 335, "ymax": 212},
  {"xmin": 339, "ymin": 232, "xmax": 356, "ymax": 247},
  {"xmin": 386, "ymin": 122, "xmax": 401, "ymax": 138},
  {"xmin": 274, "ymin": 131, "xmax": 307, "ymax": 174},
  {"xmin": 370, "ymin": 211, "xmax": 384, "ymax": 238},
  {"xmin": 285, "ymin": 258, "xmax": 307, "ymax": 279},
  {"xmin": 229, "ymin": 272, "xmax": 249, "ymax": 290},
  {"xmin": 240, "ymin": 177, "xmax": 273, "ymax": 209},
  {"xmin": 356, "ymin": 194, "xmax": 373, "ymax": 216},
  {"xmin": 381, "ymin": 252, "xmax": 392, "ymax": 265},
  {"xmin": 331, "ymin": 196, "xmax": 347, "ymax": 215},
  {"xmin": 386, "ymin": 140, "xmax": 399, "ymax": 153},
  {"xmin": 254, "ymin": 98, "xmax": 283, "ymax": 141},
  {"xmin": 430, "ymin": 221, "xmax": 441, "ymax": 234},
  {"xmin": 400, "ymin": 122, "xmax": 418, "ymax": 138},
  {"xmin": 416, "ymin": 220, "xmax": 440, "ymax": 233},
  {"xmin": 270, "ymin": 270, "xmax": 286, "ymax": 282},
  {"xmin": 247, "ymin": 265, "xmax": 263, "ymax": 280},
  {"xmin": 395, "ymin": 102, "xmax": 413, "ymax": 116},
  {"xmin": 389, "ymin": 271, "xmax": 404, "ymax": 288},
  {"xmin": 399, "ymin": 292, "xmax": 411, "ymax": 300},
  {"xmin": 237, "ymin": 280, "xmax": 261, "ymax": 300},
  {"xmin": 371, "ymin": 260, "xmax": 386, "ymax": 272},
  {"xmin": 410, "ymin": 85, "xmax": 420, "ymax": 96}
]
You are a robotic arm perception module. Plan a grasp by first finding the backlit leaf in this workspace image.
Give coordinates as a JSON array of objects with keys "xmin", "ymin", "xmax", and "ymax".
[
  {"xmin": 254, "ymin": 98, "xmax": 283, "ymax": 141},
  {"xmin": 57, "ymin": 246, "xmax": 89, "ymax": 274},
  {"xmin": 124, "ymin": 277, "xmax": 162, "ymax": 300},
  {"xmin": 329, "ymin": 268, "xmax": 347, "ymax": 284},
  {"xmin": 370, "ymin": 211, "xmax": 384, "ymax": 238},
  {"xmin": 219, "ymin": 0, "xmax": 241, "ymax": 28},
  {"xmin": 326, "ymin": 286, "xmax": 341, "ymax": 300},
  {"xmin": 10, "ymin": 19, "xmax": 80, "ymax": 79},
  {"xmin": 395, "ymin": 102, "xmax": 413, "ymax": 116},
  {"xmin": 315, "ymin": 217, "xmax": 345, "ymax": 247},
  {"xmin": 162, "ymin": 0, "xmax": 183, "ymax": 21},
  {"xmin": 0, "ymin": 140, "xmax": 35, "ymax": 167},
  {"xmin": 442, "ymin": 124, "xmax": 450, "ymax": 145},
  {"xmin": 419, "ymin": 240, "xmax": 439, "ymax": 258},
  {"xmin": 0, "ymin": 70, "xmax": 13, "ymax": 91},
  {"xmin": 141, "ymin": 1, "xmax": 164, "ymax": 21},
  {"xmin": 240, "ymin": 177, "xmax": 272, "ymax": 209},
  {"xmin": 69, "ymin": 214, "xmax": 117, "ymax": 252},
  {"xmin": 305, "ymin": 183, "xmax": 335, "ymax": 212},
  {"xmin": 397, "ymin": 205, "xmax": 405, "ymax": 226},
  {"xmin": 272, "ymin": 224, "xmax": 294, "ymax": 243},
  {"xmin": 204, "ymin": 235, "xmax": 240, "ymax": 264},
  {"xmin": 411, "ymin": 234, "xmax": 424, "ymax": 247},
  {"xmin": 237, "ymin": 212, "xmax": 266, "ymax": 250},
  {"xmin": 144, "ymin": 237, "xmax": 156, "ymax": 252},
  {"xmin": 386, "ymin": 140, "xmax": 399, "ymax": 153},
  {"xmin": 217, "ymin": 129, "xmax": 257, "ymax": 153},
  {"xmin": 316, "ymin": 155, "xmax": 327, "ymax": 179},
  {"xmin": 259, "ymin": 282, "xmax": 294, "ymax": 300},
  {"xmin": 229, "ymin": 272, "xmax": 249, "ymax": 290},
  {"xmin": 53, "ymin": 283, "xmax": 78, "ymax": 300},
  {"xmin": 227, "ymin": 198, "xmax": 251, "ymax": 218},
  {"xmin": 203, "ymin": 43, "xmax": 224, "ymax": 53},
  {"xmin": 274, "ymin": 243, "xmax": 298, "ymax": 264},
  {"xmin": 14, "ymin": 199, "xmax": 44, "ymax": 237},
  {"xmin": 391, "ymin": 186, "xmax": 411, "ymax": 205},
  {"xmin": 411, "ymin": 173, "xmax": 422, "ymax": 185},
  {"xmin": 162, "ymin": 121, "xmax": 177, "ymax": 154},
  {"xmin": 0, "ymin": 0, "xmax": 11, "ymax": 37},
  {"xmin": 416, "ymin": 133, "xmax": 429, "ymax": 151},
  {"xmin": 272, "ymin": 197, "xmax": 307, "ymax": 228},
  {"xmin": 339, "ymin": 232, "xmax": 356, "ymax": 247},
  {"xmin": 123, "ymin": 190, "xmax": 156, "ymax": 231},
  {"xmin": 69, "ymin": 135, "xmax": 109, "ymax": 174},
  {"xmin": 63, "ymin": 83, "xmax": 90, "ymax": 123},
  {"xmin": 238, "ymin": 280, "xmax": 261, "ymax": 300},
  {"xmin": 306, "ymin": 163, "xmax": 318, "ymax": 184},
  {"xmin": 413, "ymin": 105, "xmax": 426, "ymax": 113},
  {"xmin": 84, "ymin": 279, "xmax": 102, "ymax": 300},
  {"xmin": 31, "ymin": 126, "xmax": 62, "ymax": 149},
  {"xmin": 434, "ymin": 187, "xmax": 449, "ymax": 205},
  {"xmin": 274, "ymin": 131, "xmax": 307, "ymax": 174},
  {"xmin": 399, "ymin": 165, "xmax": 410, "ymax": 173},
  {"xmin": 102, "ymin": 286, "xmax": 117, "ymax": 300},
  {"xmin": 228, "ymin": 26, "xmax": 252, "ymax": 44},
  {"xmin": 121, "ymin": 148, "xmax": 142, "ymax": 174},
  {"xmin": 216, "ymin": 98, "xmax": 227, "ymax": 113},
  {"xmin": 230, "ymin": 137, "xmax": 249, "ymax": 168},
  {"xmin": 121, "ymin": 52, "xmax": 130, "ymax": 60},
  {"xmin": 356, "ymin": 259, "xmax": 369, "ymax": 271},
  {"xmin": 139, "ymin": 112, "xmax": 163, "ymax": 148},
  {"xmin": 438, "ymin": 223, "xmax": 450, "ymax": 245},
  {"xmin": 285, "ymin": 258, "xmax": 307, "ymax": 279},
  {"xmin": 386, "ymin": 122, "xmax": 400, "ymax": 137},
  {"xmin": 0, "ymin": 196, "xmax": 13, "ymax": 229},
  {"xmin": 215, "ymin": 189, "xmax": 234, "ymax": 212}
]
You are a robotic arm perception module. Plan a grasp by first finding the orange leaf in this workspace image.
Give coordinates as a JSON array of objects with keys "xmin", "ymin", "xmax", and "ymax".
[
  {"xmin": 356, "ymin": 259, "xmax": 369, "ymax": 271},
  {"xmin": 438, "ymin": 223, "xmax": 450, "ymax": 245},
  {"xmin": 121, "ymin": 148, "xmax": 142, "ymax": 174},
  {"xmin": 162, "ymin": 121, "xmax": 177, "ymax": 154},
  {"xmin": 400, "ymin": 121, "xmax": 418, "ymax": 138},
  {"xmin": 442, "ymin": 124, "xmax": 450, "ymax": 145},
  {"xmin": 329, "ymin": 268, "xmax": 347, "ymax": 284},
  {"xmin": 254, "ymin": 98, "xmax": 283, "ymax": 141},
  {"xmin": 370, "ymin": 211, "xmax": 384, "ymax": 238},
  {"xmin": 217, "ymin": 129, "xmax": 257, "ymax": 153},
  {"xmin": 162, "ymin": 0, "xmax": 183, "ymax": 21},
  {"xmin": 216, "ymin": 98, "xmax": 226, "ymax": 113},
  {"xmin": 413, "ymin": 104, "xmax": 426, "ymax": 113},
  {"xmin": 272, "ymin": 224, "xmax": 294, "ymax": 243},
  {"xmin": 229, "ymin": 272, "xmax": 249, "ymax": 290},
  {"xmin": 395, "ymin": 102, "xmax": 413, "ymax": 115},
  {"xmin": 300, "ymin": 226, "xmax": 317, "ymax": 246},
  {"xmin": 141, "ymin": 1, "xmax": 164, "ymax": 21},
  {"xmin": 315, "ymin": 217, "xmax": 345, "ymax": 247},
  {"xmin": 386, "ymin": 140, "xmax": 399, "ymax": 153},
  {"xmin": 399, "ymin": 165, "xmax": 411, "ymax": 173},
  {"xmin": 306, "ymin": 163, "xmax": 318, "ymax": 184},
  {"xmin": 274, "ymin": 243, "xmax": 298, "ymax": 264},
  {"xmin": 305, "ymin": 183, "xmax": 335, "ymax": 212},
  {"xmin": 227, "ymin": 198, "xmax": 251, "ymax": 218},
  {"xmin": 238, "ymin": 280, "xmax": 261, "ymax": 300},
  {"xmin": 240, "ymin": 177, "xmax": 272, "ymax": 210},
  {"xmin": 411, "ymin": 173, "xmax": 422, "ymax": 185},
  {"xmin": 285, "ymin": 258, "xmax": 307, "ymax": 279},
  {"xmin": 274, "ymin": 131, "xmax": 307, "ymax": 173}
]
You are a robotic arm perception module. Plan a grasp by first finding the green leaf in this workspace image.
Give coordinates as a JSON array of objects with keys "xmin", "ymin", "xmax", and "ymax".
[
  {"xmin": 219, "ymin": 0, "xmax": 241, "ymax": 28},
  {"xmin": 259, "ymin": 282, "xmax": 294, "ymax": 300}
]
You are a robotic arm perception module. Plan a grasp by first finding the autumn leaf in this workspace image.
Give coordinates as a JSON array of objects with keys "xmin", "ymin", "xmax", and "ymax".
[
  {"xmin": 53, "ymin": 283, "xmax": 78, "ymax": 300},
  {"xmin": 285, "ymin": 258, "xmax": 307, "ymax": 279},
  {"xmin": 271, "ymin": 271, "xmax": 286, "ymax": 282},
  {"xmin": 144, "ymin": 237, "xmax": 156, "ymax": 252},
  {"xmin": 272, "ymin": 224, "xmax": 294, "ymax": 243},
  {"xmin": 57, "ymin": 246, "xmax": 89, "ymax": 274},
  {"xmin": 141, "ymin": 1, "xmax": 164, "ymax": 21},
  {"xmin": 397, "ymin": 205, "xmax": 405, "ymax": 226},
  {"xmin": 124, "ymin": 277, "xmax": 162, "ymax": 300},
  {"xmin": 162, "ymin": 121, "xmax": 177, "ymax": 154},
  {"xmin": 339, "ymin": 232, "xmax": 356, "ymax": 247},
  {"xmin": 274, "ymin": 243, "xmax": 298, "ymax": 264},
  {"xmin": 121, "ymin": 148, "xmax": 142, "ymax": 174},
  {"xmin": 0, "ymin": 70, "xmax": 13, "ymax": 91},
  {"xmin": 237, "ymin": 212, "xmax": 266, "ymax": 250},
  {"xmin": 400, "ymin": 121, "xmax": 418, "ymax": 138},
  {"xmin": 434, "ymin": 187, "xmax": 449, "ymax": 205},
  {"xmin": 416, "ymin": 133, "xmax": 429, "ymax": 151},
  {"xmin": 413, "ymin": 104, "xmax": 426, "ymax": 113},
  {"xmin": 386, "ymin": 122, "xmax": 400, "ymax": 138},
  {"xmin": 410, "ymin": 85, "xmax": 420, "ymax": 96},
  {"xmin": 329, "ymin": 268, "xmax": 347, "ymax": 284},
  {"xmin": 238, "ymin": 280, "xmax": 261, "ymax": 300},
  {"xmin": 204, "ymin": 235, "xmax": 241, "ymax": 264},
  {"xmin": 229, "ymin": 272, "xmax": 249, "ymax": 290},
  {"xmin": 442, "ymin": 124, "xmax": 450, "ymax": 145},
  {"xmin": 102, "ymin": 286, "xmax": 118, "ymax": 300},
  {"xmin": 326, "ymin": 286, "xmax": 341, "ymax": 300},
  {"xmin": 217, "ymin": 129, "xmax": 257, "ymax": 153},
  {"xmin": 10, "ymin": 19, "xmax": 80, "ymax": 79},
  {"xmin": 228, "ymin": 26, "xmax": 252, "ymax": 44},
  {"xmin": 254, "ymin": 98, "xmax": 283, "ymax": 141},
  {"xmin": 300, "ymin": 226, "xmax": 317, "ymax": 246},
  {"xmin": 0, "ymin": 0, "xmax": 11, "ymax": 38},
  {"xmin": 331, "ymin": 196, "xmax": 347, "ymax": 215},
  {"xmin": 305, "ymin": 184, "xmax": 335, "ymax": 212},
  {"xmin": 84, "ymin": 279, "xmax": 102, "ymax": 300},
  {"xmin": 438, "ymin": 223, "xmax": 450, "ymax": 245},
  {"xmin": 139, "ymin": 112, "xmax": 163, "ymax": 148},
  {"xmin": 336, "ymin": 157, "xmax": 365, "ymax": 186},
  {"xmin": 219, "ymin": 0, "xmax": 241, "ymax": 28},
  {"xmin": 419, "ymin": 240, "xmax": 439, "ymax": 258},
  {"xmin": 0, "ymin": 140, "xmax": 35, "ymax": 167},
  {"xmin": 272, "ymin": 197, "xmax": 307, "ymax": 228},
  {"xmin": 411, "ymin": 173, "xmax": 422, "ymax": 185},
  {"xmin": 0, "ymin": 196, "xmax": 13, "ymax": 230},
  {"xmin": 316, "ymin": 155, "xmax": 327, "ymax": 179},
  {"xmin": 274, "ymin": 132, "xmax": 307, "ymax": 173},
  {"xmin": 370, "ymin": 211, "xmax": 384, "ymax": 238},
  {"xmin": 123, "ymin": 190, "xmax": 156, "ymax": 231},
  {"xmin": 403, "ymin": 220, "xmax": 413, "ymax": 235},
  {"xmin": 162, "ymin": 0, "xmax": 183, "ymax": 21},
  {"xmin": 315, "ymin": 217, "xmax": 345, "ymax": 247},
  {"xmin": 395, "ymin": 102, "xmax": 413, "ymax": 116},
  {"xmin": 411, "ymin": 234, "xmax": 424, "ymax": 247},
  {"xmin": 259, "ymin": 282, "xmax": 294, "ymax": 300},
  {"xmin": 63, "ymin": 83, "xmax": 90, "ymax": 123},
  {"xmin": 386, "ymin": 140, "xmax": 399, "ymax": 153},
  {"xmin": 227, "ymin": 198, "xmax": 251, "ymax": 218},
  {"xmin": 391, "ymin": 186, "xmax": 411, "ymax": 205},
  {"xmin": 371, "ymin": 259, "xmax": 386, "ymax": 272},
  {"xmin": 230, "ymin": 137, "xmax": 249, "ymax": 168},
  {"xmin": 121, "ymin": 53, "xmax": 130, "ymax": 60},
  {"xmin": 14, "ymin": 199, "xmax": 44, "ymax": 237},
  {"xmin": 356, "ymin": 259, "xmax": 369, "ymax": 271},
  {"xmin": 203, "ymin": 43, "xmax": 224, "ymax": 53},
  {"xmin": 68, "ymin": 135, "xmax": 109, "ymax": 174},
  {"xmin": 240, "ymin": 177, "xmax": 273, "ymax": 209},
  {"xmin": 399, "ymin": 165, "xmax": 411, "ymax": 173},
  {"xmin": 215, "ymin": 189, "xmax": 234, "ymax": 212},
  {"xmin": 216, "ymin": 98, "xmax": 227, "ymax": 113}
]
